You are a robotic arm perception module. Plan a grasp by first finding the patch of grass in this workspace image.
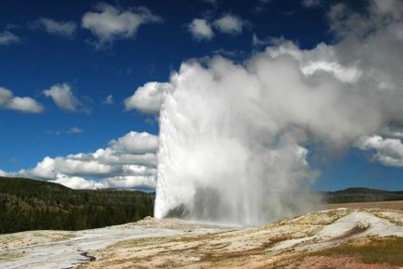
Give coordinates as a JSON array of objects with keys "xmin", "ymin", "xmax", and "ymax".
[
  {"xmin": 107, "ymin": 236, "xmax": 174, "ymax": 249},
  {"xmin": 316, "ymin": 236, "xmax": 403, "ymax": 266}
]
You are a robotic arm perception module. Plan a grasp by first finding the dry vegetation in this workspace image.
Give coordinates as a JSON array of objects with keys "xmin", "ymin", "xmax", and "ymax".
[
  {"xmin": 77, "ymin": 201, "xmax": 403, "ymax": 269},
  {"xmin": 1, "ymin": 200, "xmax": 402, "ymax": 269}
]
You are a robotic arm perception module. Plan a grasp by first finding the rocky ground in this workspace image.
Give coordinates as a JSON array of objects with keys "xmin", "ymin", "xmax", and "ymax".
[{"xmin": 1, "ymin": 201, "xmax": 403, "ymax": 269}]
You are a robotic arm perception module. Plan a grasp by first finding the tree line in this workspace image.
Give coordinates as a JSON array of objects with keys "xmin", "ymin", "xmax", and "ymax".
[{"xmin": 0, "ymin": 177, "xmax": 155, "ymax": 233}]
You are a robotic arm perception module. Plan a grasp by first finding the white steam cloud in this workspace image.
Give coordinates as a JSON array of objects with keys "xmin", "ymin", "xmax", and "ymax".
[{"xmin": 155, "ymin": 0, "xmax": 403, "ymax": 225}]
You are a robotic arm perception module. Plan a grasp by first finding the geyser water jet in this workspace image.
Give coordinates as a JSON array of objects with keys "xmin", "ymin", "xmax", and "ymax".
[
  {"xmin": 154, "ymin": 58, "xmax": 322, "ymax": 225},
  {"xmin": 154, "ymin": 1, "xmax": 403, "ymax": 225}
]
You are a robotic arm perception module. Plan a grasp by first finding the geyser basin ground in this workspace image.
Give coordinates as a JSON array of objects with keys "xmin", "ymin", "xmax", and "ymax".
[{"xmin": 2, "ymin": 202, "xmax": 403, "ymax": 269}]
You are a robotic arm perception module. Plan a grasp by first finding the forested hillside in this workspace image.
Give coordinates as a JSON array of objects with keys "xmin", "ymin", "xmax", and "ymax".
[
  {"xmin": 0, "ymin": 177, "xmax": 155, "ymax": 233},
  {"xmin": 322, "ymin": 187, "xmax": 403, "ymax": 203},
  {"xmin": 1, "ymin": 177, "xmax": 402, "ymax": 234}
]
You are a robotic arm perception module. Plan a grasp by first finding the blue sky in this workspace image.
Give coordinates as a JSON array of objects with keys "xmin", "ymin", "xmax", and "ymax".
[{"xmin": 0, "ymin": 0, "xmax": 402, "ymax": 191}]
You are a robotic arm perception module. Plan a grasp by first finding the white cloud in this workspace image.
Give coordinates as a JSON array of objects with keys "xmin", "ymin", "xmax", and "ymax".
[
  {"xmin": 109, "ymin": 131, "xmax": 158, "ymax": 154},
  {"xmin": 301, "ymin": 61, "xmax": 361, "ymax": 83},
  {"xmin": 43, "ymin": 83, "xmax": 80, "ymax": 111},
  {"xmin": 124, "ymin": 82, "xmax": 172, "ymax": 115},
  {"xmin": 3, "ymin": 131, "xmax": 158, "ymax": 190},
  {"xmin": 213, "ymin": 14, "xmax": 244, "ymax": 35},
  {"xmin": 50, "ymin": 174, "xmax": 104, "ymax": 189},
  {"xmin": 103, "ymin": 94, "xmax": 114, "ymax": 105},
  {"xmin": 81, "ymin": 3, "xmax": 162, "ymax": 49},
  {"xmin": 355, "ymin": 135, "xmax": 403, "ymax": 167},
  {"xmin": 187, "ymin": 14, "xmax": 246, "ymax": 41},
  {"xmin": 0, "ymin": 31, "xmax": 21, "ymax": 45},
  {"xmin": 187, "ymin": 19, "xmax": 214, "ymax": 41},
  {"xmin": 32, "ymin": 18, "xmax": 77, "ymax": 37},
  {"xmin": 0, "ymin": 87, "xmax": 44, "ymax": 113},
  {"xmin": 67, "ymin": 127, "xmax": 83, "ymax": 134},
  {"xmin": 101, "ymin": 175, "xmax": 156, "ymax": 189}
]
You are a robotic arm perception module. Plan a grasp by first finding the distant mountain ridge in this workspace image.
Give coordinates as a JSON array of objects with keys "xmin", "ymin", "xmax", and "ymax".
[{"xmin": 322, "ymin": 187, "xmax": 403, "ymax": 203}]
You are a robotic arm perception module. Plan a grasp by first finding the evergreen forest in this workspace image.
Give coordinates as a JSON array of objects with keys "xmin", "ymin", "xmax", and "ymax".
[{"xmin": 0, "ymin": 176, "xmax": 155, "ymax": 234}]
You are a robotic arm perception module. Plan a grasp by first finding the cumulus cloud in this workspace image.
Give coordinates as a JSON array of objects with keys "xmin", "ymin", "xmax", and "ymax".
[
  {"xmin": 31, "ymin": 18, "xmax": 77, "ymax": 37},
  {"xmin": 0, "ymin": 31, "xmax": 21, "ymax": 45},
  {"xmin": 124, "ymin": 82, "xmax": 172, "ymax": 115},
  {"xmin": 43, "ymin": 83, "xmax": 80, "ymax": 111},
  {"xmin": 109, "ymin": 131, "xmax": 158, "ymax": 154},
  {"xmin": 188, "ymin": 13, "xmax": 247, "ymax": 41},
  {"xmin": 81, "ymin": 3, "xmax": 162, "ymax": 49},
  {"xmin": 187, "ymin": 19, "xmax": 214, "ymax": 41},
  {"xmin": 213, "ymin": 14, "xmax": 244, "ymax": 34},
  {"xmin": 0, "ymin": 87, "xmax": 44, "ymax": 113},
  {"xmin": 4, "ymin": 131, "xmax": 158, "ymax": 190},
  {"xmin": 355, "ymin": 135, "xmax": 403, "ymax": 167}
]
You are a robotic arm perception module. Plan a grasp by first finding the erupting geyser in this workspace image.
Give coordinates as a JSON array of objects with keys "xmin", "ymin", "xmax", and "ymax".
[
  {"xmin": 154, "ymin": 57, "xmax": 323, "ymax": 225},
  {"xmin": 154, "ymin": 7, "xmax": 403, "ymax": 224}
]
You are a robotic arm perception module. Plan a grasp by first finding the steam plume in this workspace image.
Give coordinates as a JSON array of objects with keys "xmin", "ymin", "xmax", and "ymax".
[{"xmin": 155, "ymin": 0, "xmax": 403, "ymax": 225}]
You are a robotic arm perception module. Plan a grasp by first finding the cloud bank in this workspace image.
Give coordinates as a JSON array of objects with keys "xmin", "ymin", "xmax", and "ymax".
[{"xmin": 4, "ymin": 131, "xmax": 158, "ymax": 190}]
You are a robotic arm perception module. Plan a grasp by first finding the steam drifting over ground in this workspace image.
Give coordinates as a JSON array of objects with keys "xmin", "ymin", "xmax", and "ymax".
[{"xmin": 155, "ymin": 0, "xmax": 403, "ymax": 225}]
